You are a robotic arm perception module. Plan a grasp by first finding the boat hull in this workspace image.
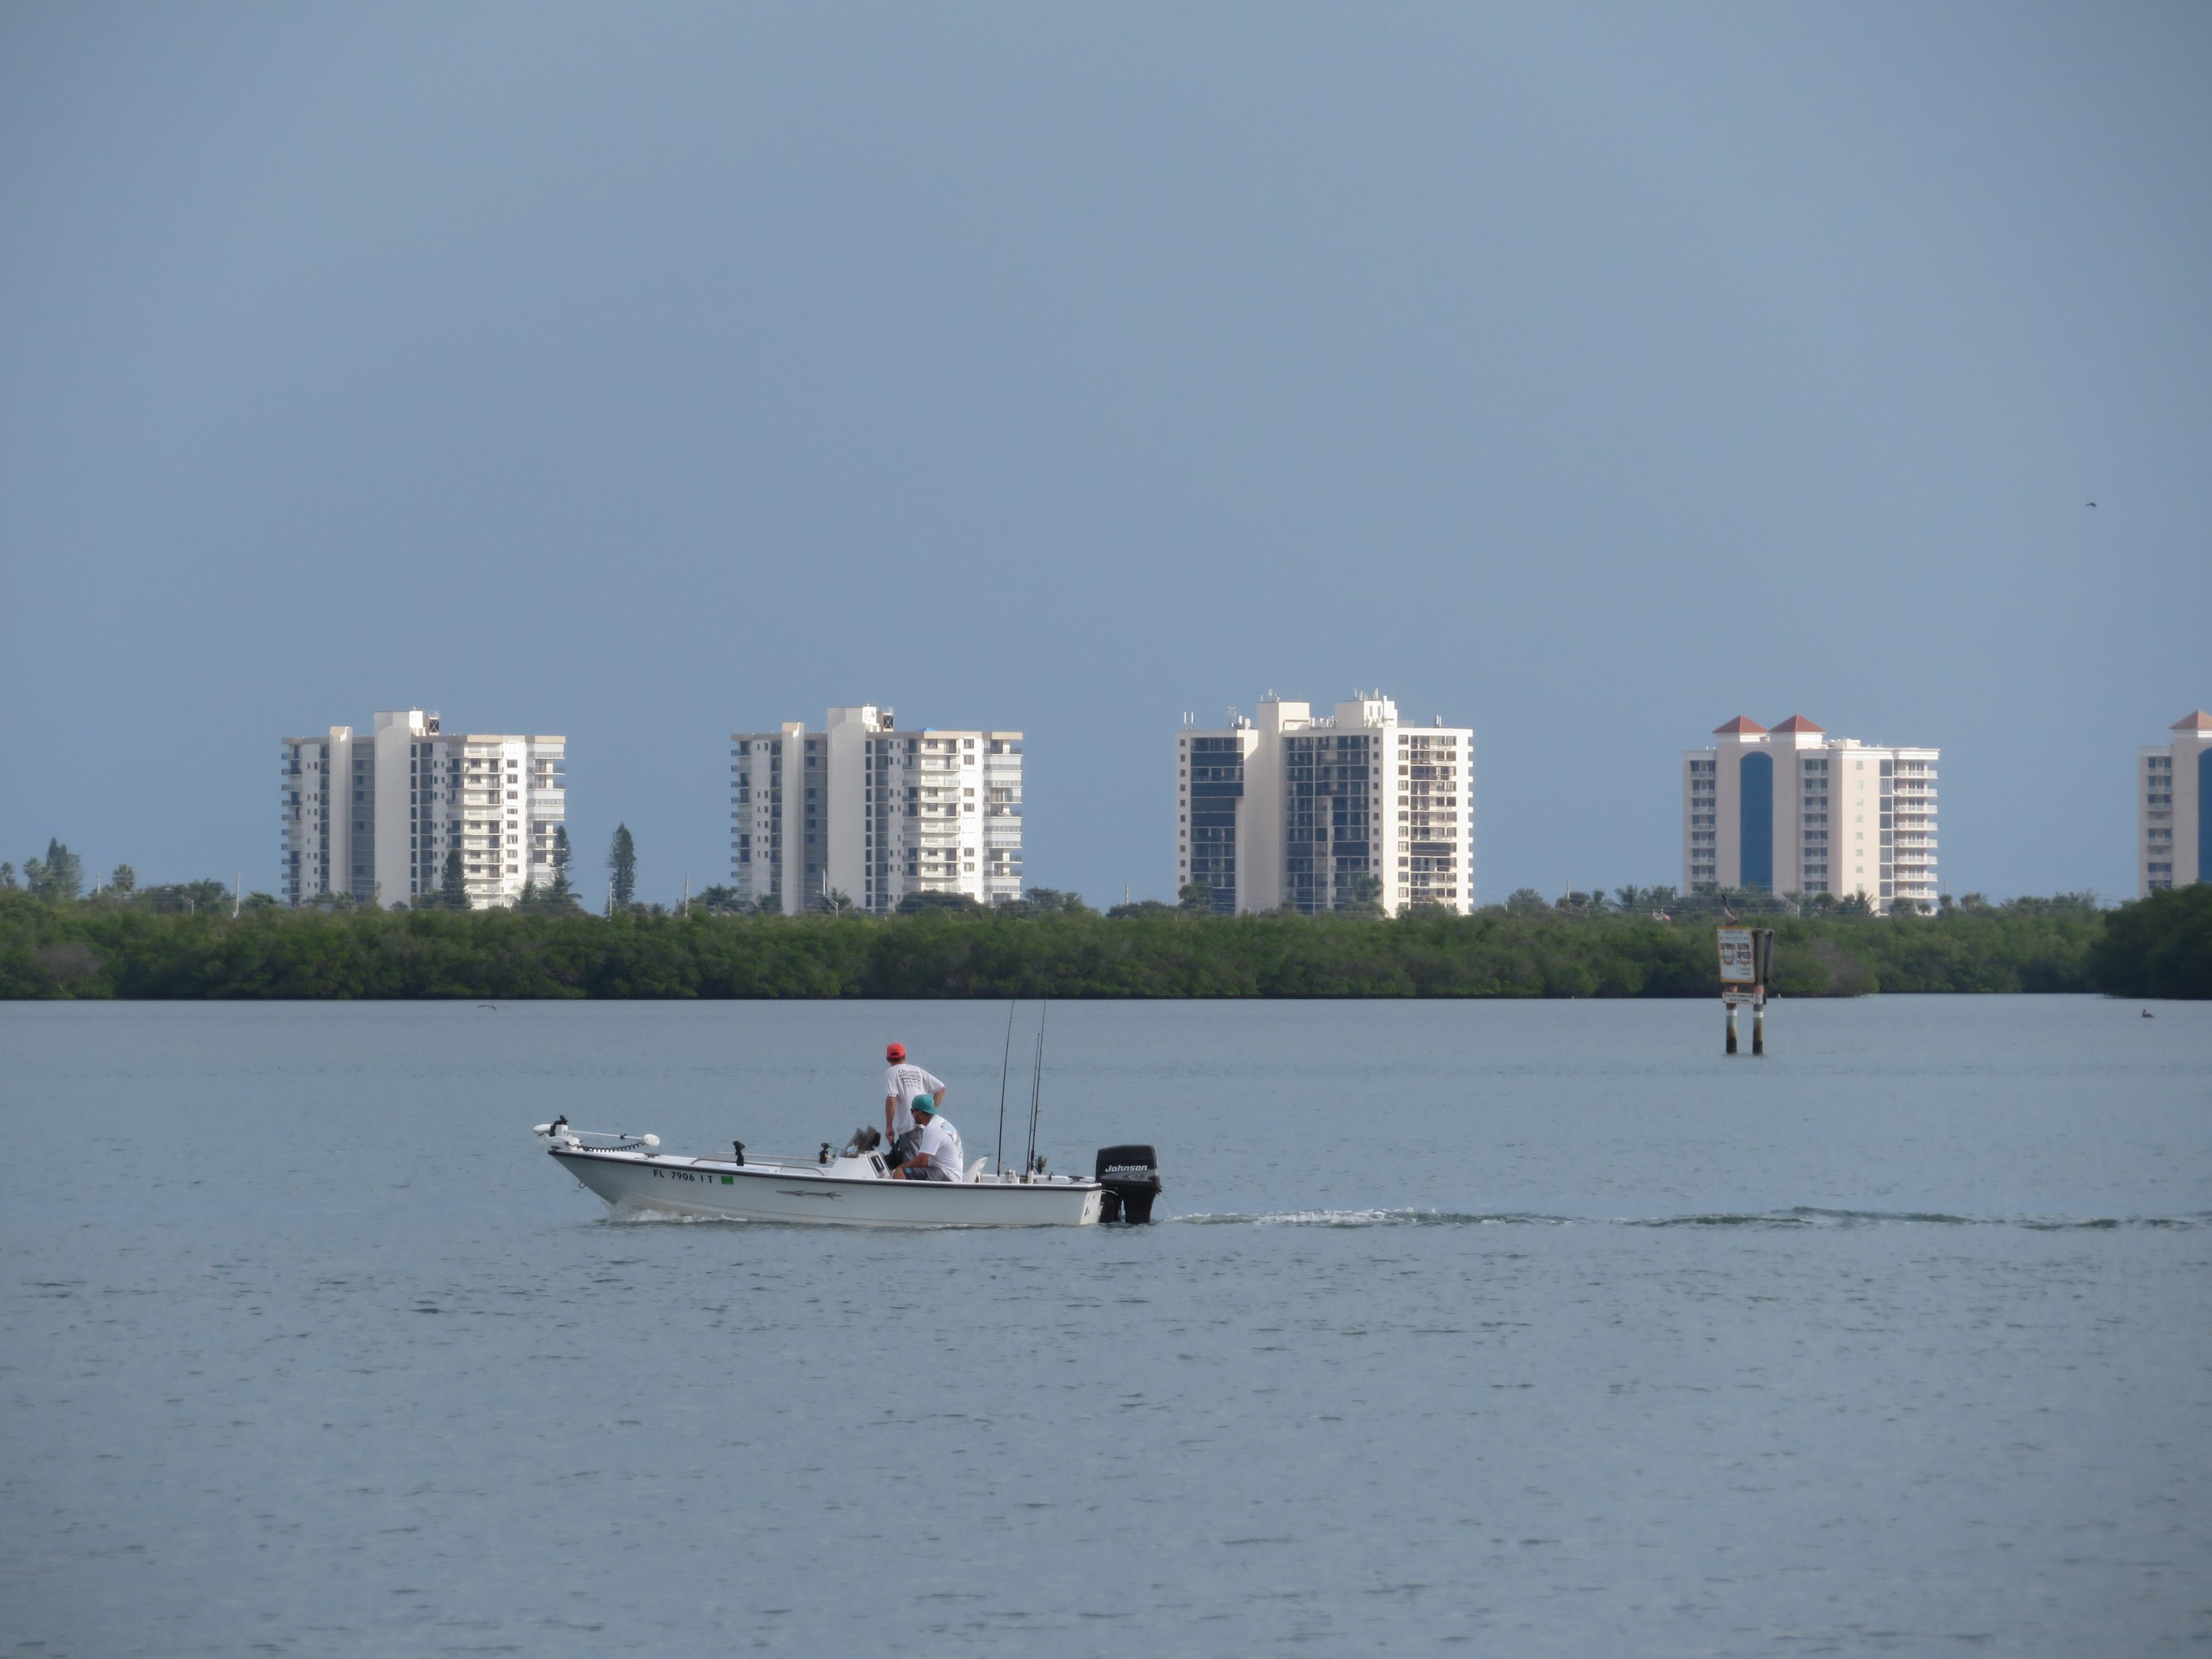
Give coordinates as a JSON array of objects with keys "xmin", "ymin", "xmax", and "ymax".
[{"xmin": 551, "ymin": 1148, "xmax": 1103, "ymax": 1228}]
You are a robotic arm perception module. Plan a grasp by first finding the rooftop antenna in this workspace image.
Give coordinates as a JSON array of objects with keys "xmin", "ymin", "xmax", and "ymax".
[{"xmin": 995, "ymin": 1000, "xmax": 1017, "ymax": 1177}]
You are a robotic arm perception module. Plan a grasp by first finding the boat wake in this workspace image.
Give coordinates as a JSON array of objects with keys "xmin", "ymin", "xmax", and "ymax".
[
  {"xmin": 604, "ymin": 1207, "xmax": 749, "ymax": 1225},
  {"xmin": 1175, "ymin": 1206, "xmax": 2212, "ymax": 1232}
]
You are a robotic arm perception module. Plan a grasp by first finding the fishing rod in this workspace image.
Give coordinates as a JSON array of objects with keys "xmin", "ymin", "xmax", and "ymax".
[
  {"xmin": 994, "ymin": 999, "xmax": 1016, "ymax": 1179},
  {"xmin": 1022, "ymin": 1001, "xmax": 1049, "ymax": 1180}
]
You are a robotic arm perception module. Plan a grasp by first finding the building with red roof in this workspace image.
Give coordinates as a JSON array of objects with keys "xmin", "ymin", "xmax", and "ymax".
[
  {"xmin": 1685, "ymin": 717, "xmax": 1939, "ymax": 912},
  {"xmin": 2138, "ymin": 711, "xmax": 2212, "ymax": 894}
]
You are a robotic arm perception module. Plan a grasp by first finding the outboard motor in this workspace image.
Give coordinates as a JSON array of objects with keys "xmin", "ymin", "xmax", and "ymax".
[{"xmin": 1094, "ymin": 1145, "xmax": 1162, "ymax": 1224}]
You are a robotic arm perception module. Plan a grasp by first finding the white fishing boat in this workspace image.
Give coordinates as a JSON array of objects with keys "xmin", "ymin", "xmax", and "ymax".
[
  {"xmin": 536, "ymin": 1004, "xmax": 1164, "ymax": 1229},
  {"xmin": 533, "ymin": 1120, "xmax": 1137, "ymax": 1228}
]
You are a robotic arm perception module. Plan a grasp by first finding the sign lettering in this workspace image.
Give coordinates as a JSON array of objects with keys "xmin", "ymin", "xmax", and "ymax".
[{"xmin": 1717, "ymin": 927, "xmax": 1757, "ymax": 983}]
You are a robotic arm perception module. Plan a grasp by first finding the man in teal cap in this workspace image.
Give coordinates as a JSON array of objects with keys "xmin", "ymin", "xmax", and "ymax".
[{"xmin": 891, "ymin": 1095, "xmax": 963, "ymax": 1181}]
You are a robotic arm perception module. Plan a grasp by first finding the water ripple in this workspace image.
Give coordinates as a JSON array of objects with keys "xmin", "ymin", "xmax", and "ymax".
[{"xmin": 1174, "ymin": 1207, "xmax": 2212, "ymax": 1232}]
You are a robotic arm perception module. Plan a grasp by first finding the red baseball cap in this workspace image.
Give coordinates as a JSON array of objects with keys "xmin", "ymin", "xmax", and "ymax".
[{"xmin": 886, "ymin": 1041, "xmax": 906, "ymax": 1062}]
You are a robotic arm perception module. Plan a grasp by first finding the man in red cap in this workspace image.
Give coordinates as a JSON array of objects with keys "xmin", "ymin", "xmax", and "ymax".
[{"xmin": 882, "ymin": 1041, "xmax": 946, "ymax": 1170}]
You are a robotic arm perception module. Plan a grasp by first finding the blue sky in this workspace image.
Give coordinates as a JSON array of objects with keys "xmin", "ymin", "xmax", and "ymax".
[{"xmin": 3, "ymin": 3, "xmax": 2207, "ymax": 904}]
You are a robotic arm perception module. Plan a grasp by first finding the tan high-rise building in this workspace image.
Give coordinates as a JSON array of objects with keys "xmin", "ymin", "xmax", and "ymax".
[
  {"xmin": 1176, "ymin": 693, "xmax": 1475, "ymax": 914},
  {"xmin": 729, "ymin": 705, "xmax": 1024, "ymax": 914},
  {"xmin": 1684, "ymin": 715, "xmax": 1937, "ymax": 913},
  {"xmin": 279, "ymin": 710, "xmax": 566, "ymax": 908},
  {"xmin": 2139, "ymin": 710, "xmax": 2211, "ymax": 894}
]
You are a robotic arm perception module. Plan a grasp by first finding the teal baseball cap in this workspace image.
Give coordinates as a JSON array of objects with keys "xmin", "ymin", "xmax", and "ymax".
[{"xmin": 911, "ymin": 1095, "xmax": 936, "ymax": 1116}]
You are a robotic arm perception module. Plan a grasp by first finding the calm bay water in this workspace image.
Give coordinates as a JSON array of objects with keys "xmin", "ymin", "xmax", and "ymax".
[{"xmin": 2, "ymin": 995, "xmax": 2207, "ymax": 1656}]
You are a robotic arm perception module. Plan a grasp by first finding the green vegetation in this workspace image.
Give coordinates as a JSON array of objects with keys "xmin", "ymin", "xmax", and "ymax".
[
  {"xmin": 2086, "ymin": 883, "xmax": 2212, "ymax": 1001},
  {"xmin": 440, "ymin": 849, "xmax": 467, "ymax": 911},
  {"xmin": 1, "ymin": 882, "xmax": 2192, "ymax": 1000},
  {"xmin": 608, "ymin": 824, "xmax": 637, "ymax": 911},
  {"xmin": 550, "ymin": 825, "xmax": 577, "ymax": 910},
  {"xmin": 21, "ymin": 839, "xmax": 84, "ymax": 902}
]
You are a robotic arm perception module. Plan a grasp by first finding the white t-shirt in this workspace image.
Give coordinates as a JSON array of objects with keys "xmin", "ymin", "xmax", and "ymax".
[
  {"xmin": 884, "ymin": 1063, "xmax": 944, "ymax": 1135},
  {"xmin": 914, "ymin": 1116, "xmax": 963, "ymax": 1181}
]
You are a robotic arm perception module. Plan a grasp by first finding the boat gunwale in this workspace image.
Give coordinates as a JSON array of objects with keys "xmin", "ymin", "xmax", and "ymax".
[{"xmin": 548, "ymin": 1145, "xmax": 1100, "ymax": 1194}]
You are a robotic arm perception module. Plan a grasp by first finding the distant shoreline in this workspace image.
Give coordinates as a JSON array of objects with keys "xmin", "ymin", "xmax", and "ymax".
[{"xmin": 6, "ymin": 889, "xmax": 2200, "ymax": 1000}]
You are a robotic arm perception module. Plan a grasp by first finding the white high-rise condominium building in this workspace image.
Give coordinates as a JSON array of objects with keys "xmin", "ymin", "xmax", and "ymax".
[
  {"xmin": 1685, "ymin": 715, "xmax": 1937, "ymax": 912},
  {"xmin": 280, "ymin": 710, "xmax": 567, "ymax": 908},
  {"xmin": 2139, "ymin": 709, "xmax": 2211, "ymax": 894},
  {"xmin": 1176, "ymin": 693, "xmax": 1475, "ymax": 914},
  {"xmin": 729, "ymin": 705, "xmax": 1023, "ymax": 914}
]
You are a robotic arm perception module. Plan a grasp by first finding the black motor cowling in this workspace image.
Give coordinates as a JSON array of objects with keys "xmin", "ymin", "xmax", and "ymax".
[{"xmin": 1094, "ymin": 1145, "xmax": 1162, "ymax": 1224}]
